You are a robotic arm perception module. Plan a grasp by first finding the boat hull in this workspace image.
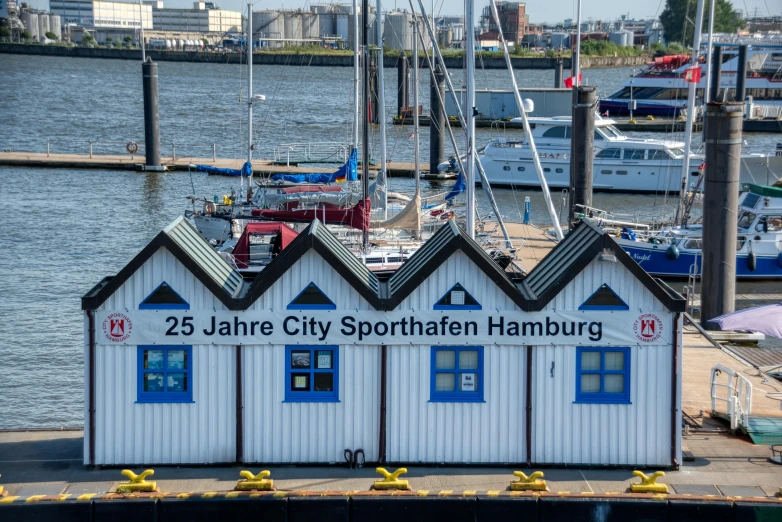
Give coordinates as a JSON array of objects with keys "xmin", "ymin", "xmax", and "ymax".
[{"xmin": 599, "ymin": 99, "xmax": 686, "ymax": 117}]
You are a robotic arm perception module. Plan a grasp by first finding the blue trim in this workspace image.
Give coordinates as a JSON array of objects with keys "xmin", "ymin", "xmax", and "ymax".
[
  {"xmin": 284, "ymin": 346, "xmax": 339, "ymax": 402},
  {"xmin": 287, "ymin": 282, "xmax": 336, "ymax": 310},
  {"xmin": 430, "ymin": 346, "xmax": 484, "ymax": 403},
  {"xmin": 574, "ymin": 347, "xmax": 631, "ymax": 404},
  {"xmin": 578, "ymin": 284, "xmax": 629, "ymax": 311},
  {"xmin": 137, "ymin": 346, "xmax": 193, "ymax": 403},
  {"xmin": 139, "ymin": 281, "xmax": 190, "ymax": 310},
  {"xmin": 433, "ymin": 283, "xmax": 482, "ymax": 310}
]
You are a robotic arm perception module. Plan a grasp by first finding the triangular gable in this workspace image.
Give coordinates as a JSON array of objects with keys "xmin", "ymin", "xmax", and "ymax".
[
  {"xmin": 140, "ymin": 282, "xmax": 190, "ymax": 310},
  {"xmin": 578, "ymin": 284, "xmax": 628, "ymax": 311},
  {"xmin": 242, "ymin": 220, "xmax": 383, "ymax": 310},
  {"xmin": 386, "ymin": 220, "xmax": 527, "ymax": 310},
  {"xmin": 522, "ymin": 220, "xmax": 686, "ymax": 312},
  {"xmin": 82, "ymin": 217, "xmax": 245, "ymax": 311},
  {"xmin": 288, "ymin": 282, "xmax": 336, "ymax": 310},
  {"xmin": 434, "ymin": 283, "xmax": 481, "ymax": 310}
]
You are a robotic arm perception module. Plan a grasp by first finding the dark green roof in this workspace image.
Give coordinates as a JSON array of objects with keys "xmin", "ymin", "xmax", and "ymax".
[{"xmin": 744, "ymin": 184, "xmax": 782, "ymax": 199}]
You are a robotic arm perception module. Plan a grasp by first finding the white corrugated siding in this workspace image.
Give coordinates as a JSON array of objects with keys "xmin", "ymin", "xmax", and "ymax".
[
  {"xmin": 94, "ymin": 344, "xmax": 235, "ymax": 465},
  {"xmin": 532, "ymin": 257, "xmax": 674, "ymax": 466},
  {"xmin": 93, "ymin": 247, "xmax": 235, "ymax": 465},
  {"xmin": 386, "ymin": 344, "xmax": 526, "ymax": 463},
  {"xmin": 388, "ymin": 251, "xmax": 526, "ymax": 463},
  {"xmin": 243, "ymin": 344, "xmax": 380, "ymax": 463},
  {"xmin": 243, "ymin": 250, "xmax": 380, "ymax": 463}
]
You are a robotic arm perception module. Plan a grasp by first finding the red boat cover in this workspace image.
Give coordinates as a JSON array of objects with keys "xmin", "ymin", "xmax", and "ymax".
[
  {"xmin": 232, "ymin": 223, "xmax": 298, "ymax": 269},
  {"xmin": 280, "ymin": 185, "xmax": 344, "ymax": 194},
  {"xmin": 250, "ymin": 198, "xmax": 371, "ymax": 231}
]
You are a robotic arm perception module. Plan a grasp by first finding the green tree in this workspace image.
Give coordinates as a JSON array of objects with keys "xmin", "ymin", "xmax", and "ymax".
[
  {"xmin": 659, "ymin": 0, "xmax": 744, "ymax": 46},
  {"xmin": 81, "ymin": 33, "xmax": 94, "ymax": 45},
  {"xmin": 123, "ymin": 35, "xmax": 133, "ymax": 43},
  {"xmin": 0, "ymin": 27, "xmax": 11, "ymax": 39},
  {"xmin": 106, "ymin": 36, "xmax": 112, "ymax": 41},
  {"xmin": 45, "ymin": 31, "xmax": 57, "ymax": 40},
  {"xmin": 202, "ymin": 38, "xmax": 209, "ymax": 46}
]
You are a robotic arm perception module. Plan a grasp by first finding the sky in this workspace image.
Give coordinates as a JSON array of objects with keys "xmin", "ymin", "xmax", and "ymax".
[{"xmin": 27, "ymin": 0, "xmax": 779, "ymax": 26}]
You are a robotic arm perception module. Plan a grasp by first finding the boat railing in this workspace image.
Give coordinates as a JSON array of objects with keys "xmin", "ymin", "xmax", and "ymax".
[
  {"xmin": 710, "ymin": 364, "xmax": 753, "ymax": 431},
  {"xmin": 272, "ymin": 142, "xmax": 351, "ymax": 166}
]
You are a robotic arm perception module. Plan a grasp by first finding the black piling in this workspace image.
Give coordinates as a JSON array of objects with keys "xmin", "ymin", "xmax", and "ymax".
[
  {"xmin": 735, "ymin": 44, "xmax": 748, "ymax": 103},
  {"xmin": 397, "ymin": 52, "xmax": 410, "ymax": 118},
  {"xmin": 568, "ymin": 86, "xmax": 596, "ymax": 226},
  {"xmin": 430, "ymin": 64, "xmax": 446, "ymax": 173},
  {"xmin": 554, "ymin": 58, "xmax": 563, "ymax": 88},
  {"xmin": 141, "ymin": 57, "xmax": 161, "ymax": 168},
  {"xmin": 709, "ymin": 46, "xmax": 722, "ymax": 102},
  {"xmin": 701, "ymin": 102, "xmax": 742, "ymax": 328}
]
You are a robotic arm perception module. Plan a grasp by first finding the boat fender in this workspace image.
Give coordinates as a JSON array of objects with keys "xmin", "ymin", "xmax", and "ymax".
[
  {"xmin": 204, "ymin": 202, "xmax": 216, "ymax": 214},
  {"xmin": 777, "ymin": 252, "xmax": 782, "ymax": 269},
  {"xmin": 666, "ymin": 245, "xmax": 679, "ymax": 260},
  {"xmin": 747, "ymin": 252, "xmax": 757, "ymax": 272}
]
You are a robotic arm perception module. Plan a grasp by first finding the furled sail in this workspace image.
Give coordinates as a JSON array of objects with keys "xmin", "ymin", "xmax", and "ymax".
[
  {"xmin": 270, "ymin": 148, "xmax": 358, "ymax": 184},
  {"xmin": 194, "ymin": 162, "xmax": 252, "ymax": 177}
]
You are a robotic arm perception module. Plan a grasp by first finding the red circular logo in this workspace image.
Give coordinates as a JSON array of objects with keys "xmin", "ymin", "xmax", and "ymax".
[
  {"xmin": 634, "ymin": 313, "xmax": 662, "ymax": 342},
  {"xmin": 102, "ymin": 313, "xmax": 132, "ymax": 342}
]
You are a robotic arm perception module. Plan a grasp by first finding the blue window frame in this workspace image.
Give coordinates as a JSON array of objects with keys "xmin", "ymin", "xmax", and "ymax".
[
  {"xmin": 287, "ymin": 282, "xmax": 336, "ymax": 310},
  {"xmin": 578, "ymin": 283, "xmax": 629, "ymax": 311},
  {"xmin": 575, "ymin": 347, "xmax": 631, "ymax": 404},
  {"xmin": 137, "ymin": 346, "xmax": 193, "ymax": 403},
  {"xmin": 434, "ymin": 283, "xmax": 481, "ymax": 310},
  {"xmin": 139, "ymin": 282, "xmax": 190, "ymax": 310},
  {"xmin": 284, "ymin": 346, "xmax": 339, "ymax": 402},
  {"xmin": 430, "ymin": 346, "xmax": 484, "ymax": 402}
]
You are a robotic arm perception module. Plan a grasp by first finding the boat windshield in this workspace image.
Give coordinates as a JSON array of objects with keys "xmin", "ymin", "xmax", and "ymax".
[
  {"xmin": 669, "ymin": 148, "xmax": 685, "ymax": 157},
  {"xmin": 602, "ymin": 125, "xmax": 625, "ymax": 138},
  {"xmin": 737, "ymin": 211, "xmax": 757, "ymax": 229}
]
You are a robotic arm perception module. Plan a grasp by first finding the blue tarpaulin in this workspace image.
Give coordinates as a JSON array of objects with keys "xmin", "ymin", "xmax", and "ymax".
[
  {"xmin": 194, "ymin": 162, "xmax": 252, "ymax": 177},
  {"xmin": 271, "ymin": 148, "xmax": 358, "ymax": 184},
  {"xmin": 444, "ymin": 169, "xmax": 466, "ymax": 201}
]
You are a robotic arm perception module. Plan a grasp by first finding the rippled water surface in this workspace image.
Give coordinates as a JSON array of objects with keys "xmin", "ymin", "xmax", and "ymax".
[{"xmin": 0, "ymin": 54, "xmax": 780, "ymax": 428}]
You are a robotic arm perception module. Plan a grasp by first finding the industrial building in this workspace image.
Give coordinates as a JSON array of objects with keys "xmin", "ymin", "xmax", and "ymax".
[
  {"xmin": 82, "ymin": 217, "xmax": 685, "ymax": 467},
  {"xmin": 383, "ymin": 9, "xmax": 430, "ymax": 51},
  {"xmin": 150, "ymin": 1, "xmax": 241, "ymax": 34},
  {"xmin": 252, "ymin": 5, "xmax": 377, "ymax": 50},
  {"xmin": 49, "ymin": 0, "xmax": 151, "ymax": 29},
  {"xmin": 14, "ymin": 6, "xmax": 61, "ymax": 41},
  {"xmin": 481, "ymin": 1, "xmax": 527, "ymax": 46}
]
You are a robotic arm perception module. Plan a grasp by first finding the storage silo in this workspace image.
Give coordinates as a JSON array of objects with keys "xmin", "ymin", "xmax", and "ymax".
[
  {"xmin": 49, "ymin": 14, "xmax": 62, "ymax": 40},
  {"xmin": 21, "ymin": 12, "xmax": 39, "ymax": 41},
  {"xmin": 312, "ymin": 4, "xmax": 335, "ymax": 37},
  {"xmin": 254, "ymin": 10, "xmax": 284, "ymax": 48},
  {"xmin": 38, "ymin": 13, "xmax": 50, "ymax": 41},
  {"xmin": 301, "ymin": 12, "xmax": 319, "ymax": 40},
  {"xmin": 284, "ymin": 11, "xmax": 302, "ymax": 42},
  {"xmin": 383, "ymin": 10, "xmax": 413, "ymax": 50},
  {"xmin": 623, "ymin": 30, "xmax": 635, "ymax": 47},
  {"xmin": 550, "ymin": 32, "xmax": 569, "ymax": 49},
  {"xmin": 450, "ymin": 24, "xmax": 463, "ymax": 43}
]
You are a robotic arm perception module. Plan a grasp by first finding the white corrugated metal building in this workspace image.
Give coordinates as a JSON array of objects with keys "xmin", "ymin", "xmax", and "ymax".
[{"xmin": 83, "ymin": 217, "xmax": 685, "ymax": 467}]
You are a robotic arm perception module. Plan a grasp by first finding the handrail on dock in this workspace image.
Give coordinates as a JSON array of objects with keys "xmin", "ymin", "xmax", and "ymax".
[
  {"xmin": 710, "ymin": 364, "xmax": 753, "ymax": 431},
  {"xmin": 45, "ymin": 138, "xmax": 218, "ymax": 162}
]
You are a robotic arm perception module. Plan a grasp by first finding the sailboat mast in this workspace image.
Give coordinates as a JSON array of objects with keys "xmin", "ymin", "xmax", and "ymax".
[
  {"xmin": 376, "ymin": 0, "xmax": 388, "ymax": 219},
  {"xmin": 352, "ymin": 0, "xmax": 360, "ymax": 150},
  {"xmin": 465, "ymin": 0, "xmax": 476, "ymax": 239},
  {"xmin": 362, "ymin": 0, "xmax": 370, "ymax": 249},
  {"xmin": 413, "ymin": 20, "xmax": 421, "ymax": 239},
  {"xmin": 247, "ymin": 3, "xmax": 253, "ymax": 192},
  {"xmin": 573, "ymin": 0, "xmax": 581, "ymax": 87},
  {"xmin": 678, "ymin": 0, "xmax": 706, "ymax": 225}
]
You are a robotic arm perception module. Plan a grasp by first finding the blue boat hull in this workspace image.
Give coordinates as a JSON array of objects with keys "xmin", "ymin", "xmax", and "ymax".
[
  {"xmin": 598, "ymin": 100, "xmax": 685, "ymax": 117},
  {"xmin": 622, "ymin": 244, "xmax": 782, "ymax": 279}
]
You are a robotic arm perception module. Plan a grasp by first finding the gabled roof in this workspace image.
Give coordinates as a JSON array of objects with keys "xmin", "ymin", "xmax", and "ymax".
[
  {"xmin": 82, "ymin": 216, "xmax": 246, "ymax": 310},
  {"xmin": 521, "ymin": 219, "xmax": 686, "ymax": 312},
  {"xmin": 240, "ymin": 220, "xmax": 383, "ymax": 309},
  {"xmin": 385, "ymin": 220, "xmax": 528, "ymax": 310}
]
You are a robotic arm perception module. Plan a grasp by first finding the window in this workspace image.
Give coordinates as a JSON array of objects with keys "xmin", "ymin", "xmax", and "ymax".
[
  {"xmin": 139, "ymin": 282, "xmax": 189, "ymax": 309},
  {"xmin": 430, "ymin": 346, "xmax": 484, "ymax": 402},
  {"xmin": 616, "ymin": 170, "xmax": 628, "ymax": 175},
  {"xmin": 288, "ymin": 282, "xmax": 336, "ymax": 310},
  {"xmin": 596, "ymin": 148, "xmax": 621, "ymax": 159},
  {"xmin": 737, "ymin": 211, "xmax": 757, "ymax": 229},
  {"xmin": 648, "ymin": 149, "xmax": 671, "ymax": 161},
  {"xmin": 517, "ymin": 166, "xmax": 525, "ymax": 171},
  {"xmin": 624, "ymin": 149, "xmax": 646, "ymax": 161},
  {"xmin": 575, "ymin": 347, "xmax": 630, "ymax": 404},
  {"xmin": 137, "ymin": 346, "xmax": 192, "ymax": 403},
  {"xmin": 579, "ymin": 283, "xmax": 629, "ymax": 310},
  {"xmin": 285, "ymin": 346, "xmax": 339, "ymax": 402},
  {"xmin": 434, "ymin": 283, "xmax": 481, "ymax": 310},
  {"xmin": 601, "ymin": 170, "xmax": 613, "ymax": 174},
  {"xmin": 542, "ymin": 126, "xmax": 569, "ymax": 139},
  {"xmin": 593, "ymin": 130, "xmax": 604, "ymax": 141},
  {"xmin": 683, "ymin": 239, "xmax": 702, "ymax": 249},
  {"xmin": 503, "ymin": 165, "xmax": 511, "ymax": 171},
  {"xmin": 543, "ymin": 168, "xmax": 551, "ymax": 173},
  {"xmin": 555, "ymin": 168, "xmax": 564, "ymax": 173}
]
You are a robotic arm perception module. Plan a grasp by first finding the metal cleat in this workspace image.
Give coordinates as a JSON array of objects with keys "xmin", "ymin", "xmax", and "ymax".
[
  {"xmin": 510, "ymin": 471, "xmax": 548, "ymax": 492},
  {"xmin": 372, "ymin": 467, "xmax": 410, "ymax": 490},
  {"xmin": 116, "ymin": 469, "xmax": 157, "ymax": 493},
  {"xmin": 235, "ymin": 470, "xmax": 275, "ymax": 491},
  {"xmin": 629, "ymin": 471, "xmax": 669, "ymax": 494}
]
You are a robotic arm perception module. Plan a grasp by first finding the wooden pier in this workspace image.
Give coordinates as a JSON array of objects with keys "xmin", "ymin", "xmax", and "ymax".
[{"xmin": 0, "ymin": 152, "xmax": 439, "ymax": 178}]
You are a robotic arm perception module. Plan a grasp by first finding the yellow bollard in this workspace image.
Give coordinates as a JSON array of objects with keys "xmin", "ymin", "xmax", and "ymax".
[
  {"xmin": 646, "ymin": 115, "xmax": 655, "ymax": 120},
  {"xmin": 0, "ymin": 473, "xmax": 4, "ymax": 496},
  {"xmin": 509, "ymin": 471, "xmax": 548, "ymax": 492},
  {"xmin": 116, "ymin": 469, "xmax": 157, "ymax": 493},
  {"xmin": 629, "ymin": 471, "xmax": 669, "ymax": 494},
  {"xmin": 372, "ymin": 467, "xmax": 410, "ymax": 490},
  {"xmin": 235, "ymin": 470, "xmax": 275, "ymax": 491},
  {"xmin": 628, "ymin": 119, "xmax": 637, "ymax": 124}
]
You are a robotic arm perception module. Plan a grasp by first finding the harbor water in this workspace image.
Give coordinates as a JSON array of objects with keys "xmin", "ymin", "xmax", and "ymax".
[{"xmin": 0, "ymin": 54, "xmax": 780, "ymax": 429}]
